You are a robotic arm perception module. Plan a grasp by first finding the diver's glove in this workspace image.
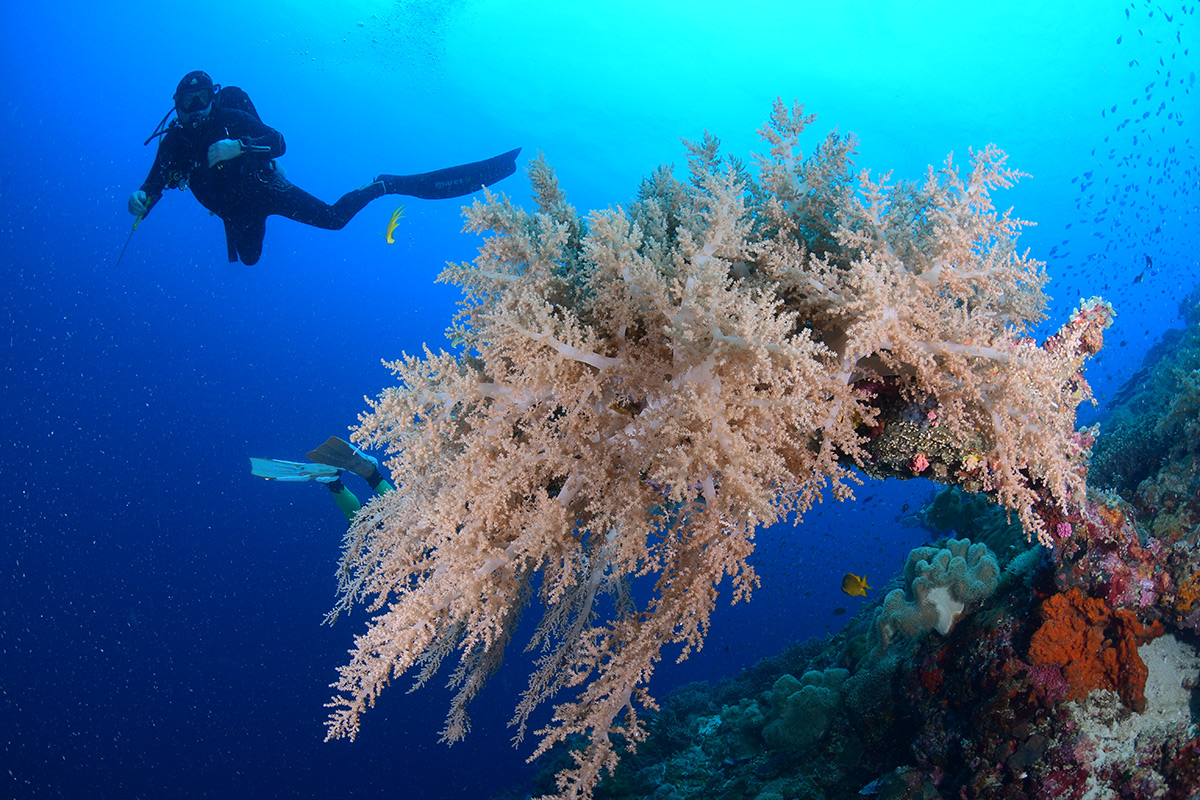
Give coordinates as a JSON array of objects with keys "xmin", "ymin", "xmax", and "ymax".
[
  {"xmin": 207, "ymin": 138, "xmax": 244, "ymax": 167},
  {"xmin": 128, "ymin": 190, "xmax": 150, "ymax": 217}
]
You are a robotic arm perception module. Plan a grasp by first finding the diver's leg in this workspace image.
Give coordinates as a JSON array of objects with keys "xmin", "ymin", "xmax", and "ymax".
[
  {"xmin": 250, "ymin": 458, "xmax": 362, "ymax": 522},
  {"xmin": 227, "ymin": 216, "xmax": 267, "ymax": 265},
  {"xmin": 222, "ymin": 220, "xmax": 239, "ymax": 262},
  {"xmin": 271, "ymin": 179, "xmax": 386, "ymax": 231},
  {"xmin": 319, "ymin": 474, "xmax": 363, "ymax": 523},
  {"xmin": 306, "ymin": 436, "xmax": 394, "ymax": 494},
  {"xmin": 371, "ymin": 472, "xmax": 394, "ymax": 495}
]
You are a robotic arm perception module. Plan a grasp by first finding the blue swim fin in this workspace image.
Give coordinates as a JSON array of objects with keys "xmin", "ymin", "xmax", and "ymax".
[{"xmin": 249, "ymin": 457, "xmax": 339, "ymax": 482}]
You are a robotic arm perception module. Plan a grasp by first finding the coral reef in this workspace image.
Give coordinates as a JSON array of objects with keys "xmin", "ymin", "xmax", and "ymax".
[
  {"xmin": 760, "ymin": 668, "xmax": 849, "ymax": 753},
  {"xmin": 868, "ymin": 538, "xmax": 1000, "ymax": 659},
  {"xmin": 569, "ymin": 290, "xmax": 1200, "ymax": 800},
  {"xmin": 1091, "ymin": 285, "xmax": 1200, "ymax": 507},
  {"xmin": 583, "ymin": 496, "xmax": 1200, "ymax": 800},
  {"xmin": 322, "ymin": 103, "xmax": 1115, "ymax": 798},
  {"xmin": 911, "ymin": 486, "xmax": 1028, "ymax": 565},
  {"xmin": 1027, "ymin": 586, "xmax": 1163, "ymax": 711}
]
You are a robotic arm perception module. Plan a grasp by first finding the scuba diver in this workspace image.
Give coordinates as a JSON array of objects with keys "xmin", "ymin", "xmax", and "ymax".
[
  {"xmin": 251, "ymin": 436, "xmax": 392, "ymax": 523},
  {"xmin": 129, "ymin": 70, "xmax": 520, "ymax": 265}
]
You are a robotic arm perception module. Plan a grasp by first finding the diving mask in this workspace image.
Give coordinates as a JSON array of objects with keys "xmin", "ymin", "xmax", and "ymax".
[{"xmin": 175, "ymin": 88, "xmax": 215, "ymax": 117}]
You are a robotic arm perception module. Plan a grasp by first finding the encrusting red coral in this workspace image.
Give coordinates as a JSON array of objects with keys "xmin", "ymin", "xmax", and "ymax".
[
  {"xmin": 1175, "ymin": 572, "xmax": 1200, "ymax": 615},
  {"xmin": 1027, "ymin": 587, "xmax": 1164, "ymax": 712}
]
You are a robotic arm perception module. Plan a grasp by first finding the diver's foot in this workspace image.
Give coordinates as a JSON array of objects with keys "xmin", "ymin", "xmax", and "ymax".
[
  {"xmin": 307, "ymin": 436, "xmax": 384, "ymax": 487},
  {"xmin": 316, "ymin": 471, "xmax": 347, "ymax": 493},
  {"xmin": 345, "ymin": 446, "xmax": 385, "ymax": 490}
]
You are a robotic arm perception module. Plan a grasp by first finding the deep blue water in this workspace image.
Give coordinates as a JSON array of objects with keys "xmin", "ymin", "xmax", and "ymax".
[{"xmin": 2, "ymin": 2, "xmax": 1196, "ymax": 798}]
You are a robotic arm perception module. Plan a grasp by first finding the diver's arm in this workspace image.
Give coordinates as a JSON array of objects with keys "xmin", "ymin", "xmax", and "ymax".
[
  {"xmin": 132, "ymin": 133, "xmax": 184, "ymax": 213},
  {"xmin": 225, "ymin": 109, "xmax": 286, "ymax": 159},
  {"xmin": 237, "ymin": 128, "xmax": 285, "ymax": 158},
  {"xmin": 138, "ymin": 133, "xmax": 180, "ymax": 200}
]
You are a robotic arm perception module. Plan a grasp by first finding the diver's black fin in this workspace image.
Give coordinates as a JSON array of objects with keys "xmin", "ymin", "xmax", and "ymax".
[
  {"xmin": 306, "ymin": 436, "xmax": 379, "ymax": 482},
  {"xmin": 380, "ymin": 147, "xmax": 521, "ymax": 200}
]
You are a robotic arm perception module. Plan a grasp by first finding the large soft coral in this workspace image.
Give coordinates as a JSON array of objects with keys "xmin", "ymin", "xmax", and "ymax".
[
  {"xmin": 323, "ymin": 103, "xmax": 1111, "ymax": 799},
  {"xmin": 1027, "ymin": 587, "xmax": 1163, "ymax": 711}
]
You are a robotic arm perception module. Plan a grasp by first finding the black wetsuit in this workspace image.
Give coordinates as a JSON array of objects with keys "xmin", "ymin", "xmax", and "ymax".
[{"xmin": 139, "ymin": 104, "xmax": 384, "ymax": 265}]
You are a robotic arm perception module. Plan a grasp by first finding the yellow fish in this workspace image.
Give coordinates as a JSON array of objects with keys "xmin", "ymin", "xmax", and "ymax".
[
  {"xmin": 841, "ymin": 573, "xmax": 871, "ymax": 597},
  {"xmin": 384, "ymin": 205, "xmax": 406, "ymax": 244}
]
